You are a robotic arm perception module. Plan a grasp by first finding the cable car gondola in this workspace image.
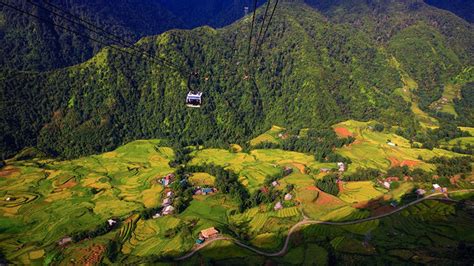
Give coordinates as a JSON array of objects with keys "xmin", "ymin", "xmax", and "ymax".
[{"xmin": 186, "ymin": 91, "xmax": 202, "ymax": 108}]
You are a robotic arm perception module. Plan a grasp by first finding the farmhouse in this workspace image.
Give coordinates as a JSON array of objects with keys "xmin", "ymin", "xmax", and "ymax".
[
  {"xmin": 272, "ymin": 181, "xmax": 279, "ymax": 187},
  {"xmin": 274, "ymin": 201, "xmax": 283, "ymax": 211},
  {"xmin": 383, "ymin": 181, "xmax": 391, "ymax": 189},
  {"xmin": 416, "ymin": 188, "xmax": 426, "ymax": 196},
  {"xmin": 320, "ymin": 168, "xmax": 331, "ymax": 173},
  {"xmin": 162, "ymin": 205, "xmax": 175, "ymax": 215},
  {"xmin": 166, "ymin": 191, "xmax": 174, "ymax": 198},
  {"xmin": 200, "ymin": 227, "xmax": 219, "ymax": 239},
  {"xmin": 387, "ymin": 142, "xmax": 396, "ymax": 147},
  {"xmin": 337, "ymin": 162, "xmax": 345, "ymax": 172},
  {"xmin": 162, "ymin": 197, "xmax": 172, "ymax": 206},
  {"xmin": 283, "ymin": 166, "xmax": 293, "ymax": 176},
  {"xmin": 152, "ymin": 213, "xmax": 161, "ymax": 219},
  {"xmin": 284, "ymin": 193, "xmax": 293, "ymax": 201},
  {"xmin": 107, "ymin": 219, "xmax": 117, "ymax": 227}
]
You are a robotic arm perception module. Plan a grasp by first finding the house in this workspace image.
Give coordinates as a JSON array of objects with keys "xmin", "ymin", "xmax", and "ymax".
[
  {"xmin": 385, "ymin": 177, "xmax": 400, "ymax": 182},
  {"xmin": 416, "ymin": 188, "xmax": 426, "ymax": 196},
  {"xmin": 58, "ymin": 237, "xmax": 72, "ymax": 246},
  {"xmin": 166, "ymin": 191, "xmax": 174, "ymax": 198},
  {"xmin": 271, "ymin": 181, "xmax": 279, "ymax": 187},
  {"xmin": 383, "ymin": 182, "xmax": 391, "ymax": 189},
  {"xmin": 390, "ymin": 201, "xmax": 398, "ymax": 208},
  {"xmin": 337, "ymin": 162, "xmax": 345, "ymax": 172},
  {"xmin": 387, "ymin": 142, "xmax": 396, "ymax": 147},
  {"xmin": 283, "ymin": 166, "xmax": 293, "ymax": 176},
  {"xmin": 274, "ymin": 201, "xmax": 283, "ymax": 211},
  {"xmin": 320, "ymin": 168, "xmax": 331, "ymax": 173},
  {"xmin": 441, "ymin": 187, "xmax": 448, "ymax": 193},
  {"xmin": 194, "ymin": 188, "xmax": 203, "ymax": 195},
  {"xmin": 162, "ymin": 205, "xmax": 175, "ymax": 215},
  {"xmin": 162, "ymin": 197, "xmax": 172, "ymax": 206},
  {"xmin": 284, "ymin": 193, "xmax": 293, "ymax": 201},
  {"xmin": 107, "ymin": 219, "xmax": 117, "ymax": 227},
  {"xmin": 195, "ymin": 238, "xmax": 205, "ymax": 244},
  {"xmin": 161, "ymin": 173, "xmax": 175, "ymax": 187},
  {"xmin": 200, "ymin": 227, "xmax": 219, "ymax": 239},
  {"xmin": 202, "ymin": 188, "xmax": 215, "ymax": 195},
  {"xmin": 433, "ymin": 184, "xmax": 441, "ymax": 191},
  {"xmin": 152, "ymin": 213, "xmax": 161, "ymax": 219}
]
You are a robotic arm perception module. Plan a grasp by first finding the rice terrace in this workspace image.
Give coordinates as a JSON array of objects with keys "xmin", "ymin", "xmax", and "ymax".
[
  {"xmin": 1, "ymin": 120, "xmax": 474, "ymax": 264},
  {"xmin": 1, "ymin": 0, "xmax": 474, "ymax": 264}
]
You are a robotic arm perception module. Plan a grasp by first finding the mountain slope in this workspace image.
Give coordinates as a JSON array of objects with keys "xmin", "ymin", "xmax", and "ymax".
[{"xmin": 0, "ymin": 1, "xmax": 472, "ymax": 159}]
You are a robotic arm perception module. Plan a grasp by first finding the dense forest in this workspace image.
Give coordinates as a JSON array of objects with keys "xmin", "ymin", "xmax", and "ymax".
[{"xmin": 0, "ymin": 0, "xmax": 473, "ymax": 159}]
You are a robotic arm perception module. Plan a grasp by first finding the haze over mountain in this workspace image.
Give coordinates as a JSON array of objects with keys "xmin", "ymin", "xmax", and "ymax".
[{"xmin": 1, "ymin": 0, "xmax": 472, "ymax": 159}]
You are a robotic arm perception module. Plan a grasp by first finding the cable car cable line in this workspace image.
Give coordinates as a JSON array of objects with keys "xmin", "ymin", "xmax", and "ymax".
[
  {"xmin": 254, "ymin": 0, "xmax": 271, "ymax": 56},
  {"xmin": 26, "ymin": 0, "xmax": 187, "ymax": 74},
  {"xmin": 255, "ymin": 0, "xmax": 279, "ymax": 56},
  {"xmin": 246, "ymin": 0, "xmax": 258, "ymax": 58}
]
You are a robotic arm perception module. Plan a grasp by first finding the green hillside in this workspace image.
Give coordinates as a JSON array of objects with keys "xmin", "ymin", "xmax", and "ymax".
[
  {"xmin": 1, "ymin": 1, "xmax": 472, "ymax": 160},
  {"xmin": 1, "ymin": 122, "xmax": 473, "ymax": 264}
]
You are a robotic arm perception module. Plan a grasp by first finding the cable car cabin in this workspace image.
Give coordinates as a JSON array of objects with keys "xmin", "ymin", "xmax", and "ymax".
[{"xmin": 186, "ymin": 91, "xmax": 202, "ymax": 108}]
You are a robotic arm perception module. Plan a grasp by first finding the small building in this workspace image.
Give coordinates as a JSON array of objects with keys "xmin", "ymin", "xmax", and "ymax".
[
  {"xmin": 194, "ymin": 188, "xmax": 203, "ymax": 195},
  {"xmin": 283, "ymin": 166, "xmax": 293, "ymax": 176},
  {"xmin": 200, "ymin": 227, "xmax": 219, "ymax": 239},
  {"xmin": 337, "ymin": 162, "xmax": 345, "ymax": 172},
  {"xmin": 58, "ymin": 237, "xmax": 72, "ymax": 246},
  {"xmin": 162, "ymin": 205, "xmax": 175, "ymax": 215},
  {"xmin": 274, "ymin": 201, "xmax": 283, "ymax": 211},
  {"xmin": 416, "ymin": 188, "xmax": 426, "ymax": 196},
  {"xmin": 162, "ymin": 197, "xmax": 172, "ymax": 206},
  {"xmin": 166, "ymin": 191, "xmax": 174, "ymax": 198},
  {"xmin": 107, "ymin": 219, "xmax": 117, "ymax": 227},
  {"xmin": 271, "ymin": 181, "xmax": 279, "ymax": 187},
  {"xmin": 202, "ymin": 188, "xmax": 215, "ymax": 195},
  {"xmin": 433, "ymin": 184, "xmax": 441, "ymax": 190},
  {"xmin": 390, "ymin": 201, "xmax": 398, "ymax": 208},
  {"xmin": 152, "ymin": 213, "xmax": 161, "ymax": 219},
  {"xmin": 284, "ymin": 193, "xmax": 293, "ymax": 201},
  {"xmin": 385, "ymin": 177, "xmax": 400, "ymax": 182},
  {"xmin": 383, "ymin": 182, "xmax": 391, "ymax": 189},
  {"xmin": 320, "ymin": 168, "xmax": 331, "ymax": 173},
  {"xmin": 387, "ymin": 142, "xmax": 396, "ymax": 147}
]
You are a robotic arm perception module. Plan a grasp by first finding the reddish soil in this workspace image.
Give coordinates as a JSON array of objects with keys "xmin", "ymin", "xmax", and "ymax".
[
  {"xmin": 401, "ymin": 160, "xmax": 420, "ymax": 167},
  {"xmin": 306, "ymin": 186, "xmax": 344, "ymax": 205},
  {"xmin": 334, "ymin": 127, "xmax": 353, "ymax": 137},
  {"xmin": 388, "ymin": 157, "xmax": 401, "ymax": 167},
  {"xmin": 59, "ymin": 179, "xmax": 77, "ymax": 189},
  {"xmin": 84, "ymin": 245, "xmax": 106, "ymax": 266},
  {"xmin": 0, "ymin": 167, "xmax": 20, "ymax": 178},
  {"xmin": 292, "ymin": 163, "xmax": 306, "ymax": 174},
  {"xmin": 450, "ymin": 175, "xmax": 461, "ymax": 185},
  {"xmin": 388, "ymin": 157, "xmax": 420, "ymax": 168},
  {"xmin": 337, "ymin": 181, "xmax": 344, "ymax": 193},
  {"xmin": 306, "ymin": 186, "xmax": 319, "ymax": 191},
  {"xmin": 372, "ymin": 205, "xmax": 395, "ymax": 216}
]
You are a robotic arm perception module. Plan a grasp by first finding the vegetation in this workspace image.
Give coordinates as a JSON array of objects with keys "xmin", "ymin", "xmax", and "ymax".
[{"xmin": 316, "ymin": 174, "xmax": 340, "ymax": 196}]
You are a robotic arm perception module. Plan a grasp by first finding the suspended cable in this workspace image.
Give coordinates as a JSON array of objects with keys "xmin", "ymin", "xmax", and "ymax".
[
  {"xmin": 255, "ymin": 0, "xmax": 279, "ymax": 56},
  {"xmin": 30, "ymin": 0, "xmax": 187, "ymax": 73},
  {"xmin": 254, "ymin": 0, "xmax": 271, "ymax": 54},
  {"xmin": 246, "ymin": 0, "xmax": 258, "ymax": 58}
]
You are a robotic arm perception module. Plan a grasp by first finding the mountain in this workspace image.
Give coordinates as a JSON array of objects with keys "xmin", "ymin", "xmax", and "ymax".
[
  {"xmin": 0, "ymin": 0, "xmax": 473, "ymax": 159},
  {"xmin": 0, "ymin": 0, "xmax": 258, "ymax": 71}
]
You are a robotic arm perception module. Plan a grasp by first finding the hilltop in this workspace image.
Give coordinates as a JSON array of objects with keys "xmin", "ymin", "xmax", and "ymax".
[{"xmin": 1, "ymin": 0, "xmax": 473, "ymax": 159}]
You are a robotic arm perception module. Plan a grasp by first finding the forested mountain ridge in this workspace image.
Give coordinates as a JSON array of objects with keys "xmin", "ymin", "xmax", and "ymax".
[
  {"xmin": 0, "ymin": 0, "xmax": 473, "ymax": 159},
  {"xmin": 0, "ymin": 0, "xmax": 259, "ymax": 71}
]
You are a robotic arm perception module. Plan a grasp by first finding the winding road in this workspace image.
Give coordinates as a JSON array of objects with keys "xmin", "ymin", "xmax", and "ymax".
[{"xmin": 175, "ymin": 189, "xmax": 473, "ymax": 261}]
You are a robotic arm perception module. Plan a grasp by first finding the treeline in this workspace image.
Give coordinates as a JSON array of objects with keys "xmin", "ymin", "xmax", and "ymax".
[
  {"xmin": 253, "ymin": 128, "xmax": 354, "ymax": 163},
  {"xmin": 429, "ymin": 156, "xmax": 472, "ymax": 178},
  {"xmin": 185, "ymin": 164, "xmax": 249, "ymax": 212},
  {"xmin": 397, "ymin": 121, "xmax": 472, "ymax": 152},
  {"xmin": 71, "ymin": 219, "xmax": 120, "ymax": 243},
  {"xmin": 316, "ymin": 174, "xmax": 339, "ymax": 196}
]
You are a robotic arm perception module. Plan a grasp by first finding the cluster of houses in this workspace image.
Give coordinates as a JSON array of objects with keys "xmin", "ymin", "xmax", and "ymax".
[
  {"xmin": 153, "ymin": 190, "xmax": 175, "ymax": 219},
  {"xmin": 195, "ymin": 227, "xmax": 219, "ymax": 244},
  {"xmin": 379, "ymin": 176, "xmax": 399, "ymax": 190},
  {"xmin": 319, "ymin": 162, "xmax": 346, "ymax": 174},
  {"xmin": 160, "ymin": 173, "xmax": 175, "ymax": 187},
  {"xmin": 432, "ymin": 184, "xmax": 448, "ymax": 194},
  {"xmin": 274, "ymin": 193, "xmax": 293, "ymax": 211}
]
